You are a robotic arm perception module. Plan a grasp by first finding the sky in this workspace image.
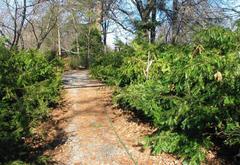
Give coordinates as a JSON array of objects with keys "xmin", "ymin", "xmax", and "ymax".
[
  {"xmin": 107, "ymin": 0, "xmax": 240, "ymax": 48},
  {"xmin": 3, "ymin": 0, "xmax": 240, "ymax": 49}
]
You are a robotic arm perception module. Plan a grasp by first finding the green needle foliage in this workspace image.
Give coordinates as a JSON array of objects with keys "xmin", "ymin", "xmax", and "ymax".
[
  {"xmin": 91, "ymin": 26, "xmax": 240, "ymax": 164},
  {"xmin": 0, "ymin": 39, "xmax": 63, "ymax": 164}
]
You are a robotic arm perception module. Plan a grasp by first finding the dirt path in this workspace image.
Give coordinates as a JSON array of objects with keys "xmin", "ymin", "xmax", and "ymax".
[{"xmin": 50, "ymin": 70, "xmax": 181, "ymax": 165}]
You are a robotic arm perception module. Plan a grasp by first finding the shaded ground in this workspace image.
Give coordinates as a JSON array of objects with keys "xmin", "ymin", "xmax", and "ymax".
[{"xmin": 46, "ymin": 70, "xmax": 223, "ymax": 165}]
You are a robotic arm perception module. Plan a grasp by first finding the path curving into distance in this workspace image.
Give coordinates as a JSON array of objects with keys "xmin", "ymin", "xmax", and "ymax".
[{"xmin": 51, "ymin": 70, "xmax": 181, "ymax": 165}]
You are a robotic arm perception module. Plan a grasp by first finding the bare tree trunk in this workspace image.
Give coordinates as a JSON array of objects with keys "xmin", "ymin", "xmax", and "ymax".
[
  {"xmin": 15, "ymin": 0, "xmax": 27, "ymax": 48},
  {"xmin": 150, "ymin": 0, "xmax": 157, "ymax": 43},
  {"xmin": 145, "ymin": 31, "xmax": 153, "ymax": 79},
  {"xmin": 57, "ymin": 24, "xmax": 61, "ymax": 56},
  {"xmin": 71, "ymin": 12, "xmax": 80, "ymax": 55},
  {"xmin": 103, "ymin": 21, "xmax": 108, "ymax": 53},
  {"xmin": 10, "ymin": 0, "xmax": 18, "ymax": 49},
  {"xmin": 100, "ymin": 0, "xmax": 110, "ymax": 53},
  {"xmin": 20, "ymin": 35, "xmax": 25, "ymax": 49},
  {"xmin": 9, "ymin": 0, "xmax": 27, "ymax": 49},
  {"xmin": 172, "ymin": 0, "xmax": 179, "ymax": 44},
  {"xmin": 86, "ymin": 27, "xmax": 91, "ymax": 68},
  {"xmin": 76, "ymin": 36, "xmax": 80, "ymax": 56}
]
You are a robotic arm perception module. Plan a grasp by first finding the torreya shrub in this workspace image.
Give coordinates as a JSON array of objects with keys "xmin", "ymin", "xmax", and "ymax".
[
  {"xmin": 194, "ymin": 26, "xmax": 239, "ymax": 54},
  {"xmin": 0, "ymin": 40, "xmax": 63, "ymax": 163},
  {"xmin": 90, "ymin": 42, "xmax": 134, "ymax": 85},
  {"xmin": 91, "ymin": 26, "xmax": 240, "ymax": 164}
]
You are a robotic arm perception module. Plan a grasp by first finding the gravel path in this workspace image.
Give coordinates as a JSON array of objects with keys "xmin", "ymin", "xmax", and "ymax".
[
  {"xmin": 51, "ymin": 70, "xmax": 181, "ymax": 165},
  {"xmin": 53, "ymin": 70, "xmax": 134, "ymax": 164}
]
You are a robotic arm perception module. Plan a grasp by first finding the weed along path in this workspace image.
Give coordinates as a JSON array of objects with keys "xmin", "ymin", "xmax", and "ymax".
[{"xmin": 50, "ymin": 70, "xmax": 181, "ymax": 165}]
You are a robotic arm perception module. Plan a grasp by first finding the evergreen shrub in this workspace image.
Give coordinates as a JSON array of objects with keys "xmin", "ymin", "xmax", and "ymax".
[
  {"xmin": 0, "ymin": 40, "xmax": 63, "ymax": 163},
  {"xmin": 91, "ymin": 26, "xmax": 240, "ymax": 164}
]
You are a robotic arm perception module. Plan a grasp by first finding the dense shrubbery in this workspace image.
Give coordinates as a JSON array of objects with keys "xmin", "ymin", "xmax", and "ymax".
[
  {"xmin": 91, "ymin": 26, "xmax": 240, "ymax": 164},
  {"xmin": 91, "ymin": 42, "xmax": 134, "ymax": 85},
  {"xmin": 0, "ymin": 40, "xmax": 63, "ymax": 163}
]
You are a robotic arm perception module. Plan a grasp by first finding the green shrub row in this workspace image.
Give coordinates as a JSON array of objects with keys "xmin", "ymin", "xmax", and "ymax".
[
  {"xmin": 91, "ymin": 26, "xmax": 240, "ymax": 164},
  {"xmin": 0, "ymin": 40, "xmax": 63, "ymax": 164}
]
